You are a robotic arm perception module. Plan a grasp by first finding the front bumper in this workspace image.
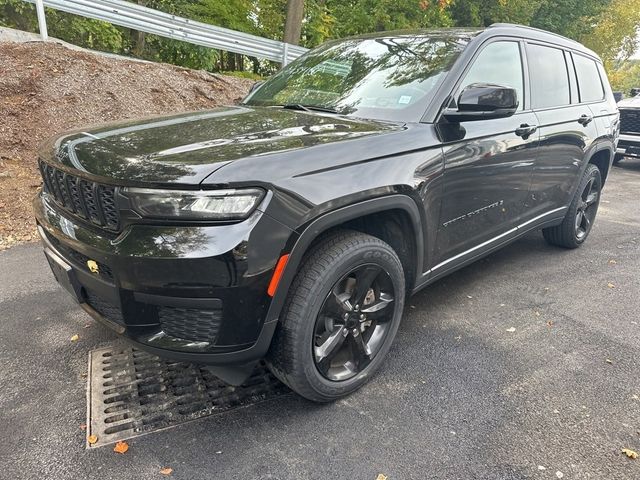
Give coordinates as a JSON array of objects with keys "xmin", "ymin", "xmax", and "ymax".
[
  {"xmin": 34, "ymin": 192, "xmax": 293, "ymax": 365},
  {"xmin": 616, "ymin": 133, "xmax": 640, "ymax": 158}
]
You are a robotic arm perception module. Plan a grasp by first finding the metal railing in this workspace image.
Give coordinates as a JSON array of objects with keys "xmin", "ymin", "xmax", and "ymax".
[{"xmin": 25, "ymin": 0, "xmax": 308, "ymax": 65}]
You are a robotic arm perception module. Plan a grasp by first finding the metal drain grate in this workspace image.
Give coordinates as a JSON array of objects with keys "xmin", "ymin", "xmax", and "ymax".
[{"xmin": 87, "ymin": 346, "xmax": 289, "ymax": 448}]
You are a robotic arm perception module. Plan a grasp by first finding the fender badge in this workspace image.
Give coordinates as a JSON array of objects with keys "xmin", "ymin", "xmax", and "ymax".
[{"xmin": 87, "ymin": 260, "xmax": 99, "ymax": 274}]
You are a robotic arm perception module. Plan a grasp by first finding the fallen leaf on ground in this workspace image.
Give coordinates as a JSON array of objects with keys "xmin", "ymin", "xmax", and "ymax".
[
  {"xmin": 622, "ymin": 448, "xmax": 638, "ymax": 459},
  {"xmin": 547, "ymin": 321, "xmax": 554, "ymax": 327},
  {"xmin": 607, "ymin": 283, "xmax": 615, "ymax": 289},
  {"xmin": 83, "ymin": 323, "xmax": 91, "ymax": 329},
  {"xmin": 506, "ymin": 327, "xmax": 516, "ymax": 333},
  {"xmin": 609, "ymin": 259, "xmax": 617, "ymax": 264},
  {"xmin": 79, "ymin": 424, "xmax": 86, "ymax": 431},
  {"xmin": 606, "ymin": 359, "xmax": 613, "ymax": 364},
  {"xmin": 556, "ymin": 472, "xmax": 564, "ymax": 479},
  {"xmin": 113, "ymin": 440, "xmax": 129, "ymax": 454},
  {"xmin": 376, "ymin": 475, "xmax": 388, "ymax": 480},
  {"xmin": 87, "ymin": 435, "xmax": 98, "ymax": 445},
  {"xmin": 159, "ymin": 467, "xmax": 173, "ymax": 475},
  {"xmin": 534, "ymin": 310, "xmax": 541, "ymax": 317},
  {"xmin": 70, "ymin": 334, "xmax": 79, "ymax": 342}
]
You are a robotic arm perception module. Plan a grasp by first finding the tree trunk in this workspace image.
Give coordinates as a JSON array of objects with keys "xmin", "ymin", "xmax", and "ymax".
[
  {"xmin": 283, "ymin": 0, "xmax": 304, "ymax": 45},
  {"xmin": 130, "ymin": 0, "xmax": 146, "ymax": 57}
]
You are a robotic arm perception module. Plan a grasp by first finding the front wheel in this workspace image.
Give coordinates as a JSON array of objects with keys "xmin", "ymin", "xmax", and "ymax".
[
  {"xmin": 542, "ymin": 164, "xmax": 602, "ymax": 249},
  {"xmin": 266, "ymin": 230, "xmax": 405, "ymax": 402}
]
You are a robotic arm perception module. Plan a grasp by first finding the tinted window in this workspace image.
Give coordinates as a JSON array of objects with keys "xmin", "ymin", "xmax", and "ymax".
[
  {"xmin": 573, "ymin": 54, "xmax": 604, "ymax": 102},
  {"xmin": 460, "ymin": 41, "xmax": 524, "ymax": 110},
  {"xmin": 527, "ymin": 44, "xmax": 570, "ymax": 109}
]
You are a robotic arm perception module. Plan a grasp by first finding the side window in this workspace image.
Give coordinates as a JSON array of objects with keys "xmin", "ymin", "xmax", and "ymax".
[
  {"xmin": 527, "ymin": 44, "xmax": 570, "ymax": 109},
  {"xmin": 459, "ymin": 41, "xmax": 524, "ymax": 111},
  {"xmin": 573, "ymin": 54, "xmax": 605, "ymax": 102}
]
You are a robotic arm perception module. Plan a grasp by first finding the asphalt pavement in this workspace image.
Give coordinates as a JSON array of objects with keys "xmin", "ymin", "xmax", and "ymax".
[{"xmin": 1, "ymin": 161, "xmax": 639, "ymax": 480}]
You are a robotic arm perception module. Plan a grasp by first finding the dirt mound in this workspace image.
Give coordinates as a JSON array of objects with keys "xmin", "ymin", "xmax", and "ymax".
[{"xmin": 0, "ymin": 40, "xmax": 252, "ymax": 250}]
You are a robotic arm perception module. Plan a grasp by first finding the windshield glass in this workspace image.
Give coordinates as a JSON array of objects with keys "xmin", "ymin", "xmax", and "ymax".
[{"xmin": 244, "ymin": 34, "xmax": 471, "ymax": 122}]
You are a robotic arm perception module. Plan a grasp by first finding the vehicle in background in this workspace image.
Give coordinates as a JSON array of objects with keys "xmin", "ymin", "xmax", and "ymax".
[{"xmin": 616, "ymin": 90, "xmax": 640, "ymax": 163}]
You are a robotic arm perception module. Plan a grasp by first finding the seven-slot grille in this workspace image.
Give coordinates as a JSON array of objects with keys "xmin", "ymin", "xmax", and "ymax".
[
  {"xmin": 620, "ymin": 109, "xmax": 640, "ymax": 135},
  {"xmin": 38, "ymin": 160, "xmax": 120, "ymax": 231}
]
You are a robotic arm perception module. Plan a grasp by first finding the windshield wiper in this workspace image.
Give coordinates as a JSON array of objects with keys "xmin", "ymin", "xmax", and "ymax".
[{"xmin": 282, "ymin": 103, "xmax": 339, "ymax": 114}]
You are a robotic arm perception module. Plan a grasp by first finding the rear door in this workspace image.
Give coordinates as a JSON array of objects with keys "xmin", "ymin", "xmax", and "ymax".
[
  {"xmin": 525, "ymin": 43, "xmax": 599, "ymax": 219},
  {"xmin": 433, "ymin": 40, "xmax": 538, "ymax": 267}
]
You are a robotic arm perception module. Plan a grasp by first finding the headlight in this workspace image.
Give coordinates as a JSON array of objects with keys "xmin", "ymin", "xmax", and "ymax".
[{"xmin": 124, "ymin": 188, "xmax": 264, "ymax": 220}]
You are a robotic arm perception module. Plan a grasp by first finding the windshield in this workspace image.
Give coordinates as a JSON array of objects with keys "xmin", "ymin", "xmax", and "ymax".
[{"xmin": 244, "ymin": 34, "xmax": 470, "ymax": 122}]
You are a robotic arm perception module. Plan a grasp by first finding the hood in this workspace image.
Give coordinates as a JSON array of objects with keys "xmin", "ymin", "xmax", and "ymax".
[
  {"xmin": 42, "ymin": 106, "xmax": 401, "ymax": 185},
  {"xmin": 618, "ymin": 96, "xmax": 640, "ymax": 109}
]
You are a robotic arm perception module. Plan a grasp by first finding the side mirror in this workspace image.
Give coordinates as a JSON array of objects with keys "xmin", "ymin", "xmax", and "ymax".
[{"xmin": 443, "ymin": 83, "xmax": 518, "ymax": 122}]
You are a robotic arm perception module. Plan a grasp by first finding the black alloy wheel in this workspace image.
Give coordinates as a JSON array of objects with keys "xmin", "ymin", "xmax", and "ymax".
[
  {"xmin": 267, "ymin": 230, "xmax": 405, "ymax": 402},
  {"xmin": 313, "ymin": 264, "xmax": 396, "ymax": 381},
  {"xmin": 574, "ymin": 174, "xmax": 600, "ymax": 241},
  {"xmin": 542, "ymin": 163, "xmax": 602, "ymax": 249}
]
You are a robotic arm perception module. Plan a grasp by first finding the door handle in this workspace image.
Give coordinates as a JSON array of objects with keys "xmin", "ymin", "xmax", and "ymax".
[
  {"xmin": 578, "ymin": 114, "xmax": 593, "ymax": 126},
  {"xmin": 515, "ymin": 124, "xmax": 537, "ymax": 138}
]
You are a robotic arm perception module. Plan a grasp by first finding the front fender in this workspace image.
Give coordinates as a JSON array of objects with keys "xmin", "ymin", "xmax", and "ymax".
[{"xmin": 263, "ymin": 194, "xmax": 425, "ymax": 324}]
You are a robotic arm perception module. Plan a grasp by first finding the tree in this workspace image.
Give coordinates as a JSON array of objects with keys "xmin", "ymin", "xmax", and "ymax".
[
  {"xmin": 580, "ymin": 0, "xmax": 640, "ymax": 69},
  {"xmin": 284, "ymin": 0, "xmax": 305, "ymax": 44}
]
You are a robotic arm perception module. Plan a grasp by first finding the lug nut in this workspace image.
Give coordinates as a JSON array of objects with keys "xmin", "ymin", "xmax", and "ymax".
[
  {"xmin": 342, "ymin": 328, "xmax": 349, "ymax": 336},
  {"xmin": 360, "ymin": 314, "xmax": 365, "ymax": 320}
]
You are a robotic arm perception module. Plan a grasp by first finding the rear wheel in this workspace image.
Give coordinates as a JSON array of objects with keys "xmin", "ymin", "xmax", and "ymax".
[
  {"xmin": 267, "ymin": 230, "xmax": 405, "ymax": 402},
  {"xmin": 542, "ymin": 164, "xmax": 602, "ymax": 249}
]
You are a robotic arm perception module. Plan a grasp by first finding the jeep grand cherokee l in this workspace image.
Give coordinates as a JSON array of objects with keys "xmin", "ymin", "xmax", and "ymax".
[{"xmin": 34, "ymin": 24, "xmax": 619, "ymax": 402}]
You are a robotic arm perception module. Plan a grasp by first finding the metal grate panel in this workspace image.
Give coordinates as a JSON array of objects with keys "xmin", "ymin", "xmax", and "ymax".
[{"xmin": 87, "ymin": 346, "xmax": 289, "ymax": 448}]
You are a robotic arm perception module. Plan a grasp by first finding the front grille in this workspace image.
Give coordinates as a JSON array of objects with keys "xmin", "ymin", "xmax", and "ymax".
[
  {"xmin": 85, "ymin": 289, "xmax": 125, "ymax": 325},
  {"xmin": 620, "ymin": 109, "xmax": 640, "ymax": 134},
  {"xmin": 159, "ymin": 306, "xmax": 222, "ymax": 344},
  {"xmin": 39, "ymin": 160, "xmax": 120, "ymax": 231}
]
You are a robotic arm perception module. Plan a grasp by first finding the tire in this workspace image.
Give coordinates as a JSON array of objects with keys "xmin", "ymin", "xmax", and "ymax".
[
  {"xmin": 266, "ymin": 230, "xmax": 405, "ymax": 402},
  {"xmin": 542, "ymin": 164, "xmax": 602, "ymax": 249},
  {"xmin": 613, "ymin": 153, "xmax": 624, "ymax": 165}
]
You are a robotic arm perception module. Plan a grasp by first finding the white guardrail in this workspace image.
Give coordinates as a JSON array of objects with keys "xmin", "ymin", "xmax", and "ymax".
[{"xmin": 25, "ymin": 0, "xmax": 308, "ymax": 64}]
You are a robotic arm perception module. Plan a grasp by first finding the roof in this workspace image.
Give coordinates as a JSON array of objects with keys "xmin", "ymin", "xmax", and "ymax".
[{"xmin": 336, "ymin": 23, "xmax": 601, "ymax": 61}]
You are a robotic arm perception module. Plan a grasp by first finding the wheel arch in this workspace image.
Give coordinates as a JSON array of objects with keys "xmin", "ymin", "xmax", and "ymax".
[{"xmin": 264, "ymin": 195, "xmax": 425, "ymax": 324}]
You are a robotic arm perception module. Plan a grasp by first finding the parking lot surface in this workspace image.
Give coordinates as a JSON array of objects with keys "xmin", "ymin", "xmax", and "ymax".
[{"xmin": 1, "ymin": 162, "xmax": 639, "ymax": 480}]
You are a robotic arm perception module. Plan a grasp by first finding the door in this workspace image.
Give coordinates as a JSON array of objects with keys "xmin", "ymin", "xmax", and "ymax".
[
  {"xmin": 433, "ymin": 40, "xmax": 538, "ymax": 268},
  {"xmin": 525, "ymin": 45, "xmax": 599, "ymax": 219}
]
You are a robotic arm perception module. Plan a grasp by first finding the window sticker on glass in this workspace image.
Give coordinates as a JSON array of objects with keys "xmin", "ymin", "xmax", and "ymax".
[{"xmin": 398, "ymin": 95, "xmax": 412, "ymax": 104}]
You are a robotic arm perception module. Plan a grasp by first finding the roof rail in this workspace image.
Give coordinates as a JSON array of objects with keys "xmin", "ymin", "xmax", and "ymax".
[{"xmin": 488, "ymin": 23, "xmax": 583, "ymax": 47}]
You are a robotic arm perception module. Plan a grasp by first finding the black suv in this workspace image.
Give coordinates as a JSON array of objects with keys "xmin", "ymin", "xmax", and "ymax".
[{"xmin": 35, "ymin": 24, "xmax": 618, "ymax": 402}]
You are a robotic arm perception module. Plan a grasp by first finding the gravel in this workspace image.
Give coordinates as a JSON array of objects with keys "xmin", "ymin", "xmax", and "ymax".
[{"xmin": 0, "ymin": 40, "xmax": 252, "ymax": 249}]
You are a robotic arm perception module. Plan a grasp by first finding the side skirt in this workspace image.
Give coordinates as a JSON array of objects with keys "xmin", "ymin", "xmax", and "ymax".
[{"xmin": 412, "ymin": 207, "xmax": 567, "ymax": 294}]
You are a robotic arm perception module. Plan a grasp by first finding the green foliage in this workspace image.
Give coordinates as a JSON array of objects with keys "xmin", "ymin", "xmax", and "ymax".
[{"xmin": 1, "ymin": 0, "xmax": 639, "ymax": 83}]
